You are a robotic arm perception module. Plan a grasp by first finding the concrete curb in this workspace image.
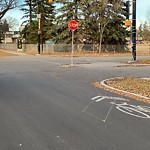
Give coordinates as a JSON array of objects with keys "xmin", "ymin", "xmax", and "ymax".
[
  {"xmin": 116, "ymin": 64, "xmax": 150, "ymax": 67},
  {"xmin": 100, "ymin": 77, "xmax": 150, "ymax": 100}
]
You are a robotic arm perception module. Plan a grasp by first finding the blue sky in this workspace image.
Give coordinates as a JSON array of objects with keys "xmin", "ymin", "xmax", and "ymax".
[
  {"xmin": 136, "ymin": 0, "xmax": 150, "ymax": 25},
  {"xmin": 4, "ymin": 0, "xmax": 150, "ymax": 30}
]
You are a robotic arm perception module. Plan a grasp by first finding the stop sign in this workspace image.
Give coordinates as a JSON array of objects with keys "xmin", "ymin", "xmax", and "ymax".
[{"xmin": 68, "ymin": 20, "xmax": 78, "ymax": 31}]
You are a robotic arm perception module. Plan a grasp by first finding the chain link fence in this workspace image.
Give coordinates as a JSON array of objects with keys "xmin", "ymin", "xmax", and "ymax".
[
  {"xmin": 44, "ymin": 44, "xmax": 150, "ymax": 55},
  {"xmin": 44, "ymin": 44, "xmax": 129, "ymax": 53},
  {"xmin": 0, "ymin": 43, "xmax": 150, "ymax": 55}
]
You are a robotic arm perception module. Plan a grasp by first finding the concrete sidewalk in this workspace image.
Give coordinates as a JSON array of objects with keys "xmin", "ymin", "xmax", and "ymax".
[{"xmin": 0, "ymin": 50, "xmax": 29, "ymax": 56}]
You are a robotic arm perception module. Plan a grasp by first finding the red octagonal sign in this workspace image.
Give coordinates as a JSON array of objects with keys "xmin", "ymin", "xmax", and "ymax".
[{"xmin": 68, "ymin": 20, "xmax": 78, "ymax": 31}]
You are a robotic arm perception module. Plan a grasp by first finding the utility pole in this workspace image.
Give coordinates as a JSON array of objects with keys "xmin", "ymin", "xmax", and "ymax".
[
  {"xmin": 37, "ymin": 0, "xmax": 41, "ymax": 54},
  {"xmin": 132, "ymin": 0, "xmax": 136, "ymax": 60}
]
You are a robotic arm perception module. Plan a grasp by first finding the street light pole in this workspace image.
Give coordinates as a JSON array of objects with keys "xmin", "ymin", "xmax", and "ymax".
[
  {"xmin": 132, "ymin": 0, "xmax": 136, "ymax": 60},
  {"xmin": 37, "ymin": 0, "xmax": 41, "ymax": 54}
]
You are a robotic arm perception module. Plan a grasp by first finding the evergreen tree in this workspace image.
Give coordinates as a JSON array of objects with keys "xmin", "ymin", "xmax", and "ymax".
[
  {"xmin": 54, "ymin": 0, "xmax": 129, "ymax": 52},
  {"xmin": 20, "ymin": 0, "xmax": 37, "ymax": 43},
  {"xmin": 54, "ymin": 0, "xmax": 76, "ymax": 44},
  {"xmin": 40, "ymin": 0, "xmax": 56, "ymax": 44},
  {"xmin": 2, "ymin": 19, "xmax": 9, "ymax": 33},
  {"xmin": 20, "ymin": 0, "xmax": 55, "ymax": 44},
  {"xmin": 104, "ymin": 16, "xmax": 128, "ymax": 45},
  {"xmin": 21, "ymin": 0, "xmax": 130, "ymax": 52},
  {"xmin": 78, "ymin": 1, "xmax": 98, "ymax": 44},
  {"xmin": 79, "ymin": 0, "xmax": 128, "ymax": 53},
  {"xmin": 0, "ymin": 19, "xmax": 9, "ymax": 43},
  {"xmin": 20, "ymin": 0, "xmax": 33, "ymax": 24},
  {"xmin": 0, "ymin": 20, "xmax": 3, "ymax": 43}
]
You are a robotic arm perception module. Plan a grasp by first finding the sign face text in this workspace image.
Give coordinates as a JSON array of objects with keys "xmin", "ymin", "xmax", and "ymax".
[{"xmin": 68, "ymin": 20, "xmax": 78, "ymax": 31}]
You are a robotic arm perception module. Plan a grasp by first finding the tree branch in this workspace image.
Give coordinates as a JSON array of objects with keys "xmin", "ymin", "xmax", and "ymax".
[{"xmin": 0, "ymin": 0, "xmax": 17, "ymax": 19}]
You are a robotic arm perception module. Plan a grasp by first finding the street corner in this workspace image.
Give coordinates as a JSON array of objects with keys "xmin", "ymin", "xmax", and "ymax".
[{"xmin": 93, "ymin": 77, "xmax": 150, "ymax": 104}]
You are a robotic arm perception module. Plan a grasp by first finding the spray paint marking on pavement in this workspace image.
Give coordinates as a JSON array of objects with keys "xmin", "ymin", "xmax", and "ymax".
[{"xmin": 82, "ymin": 95, "xmax": 150, "ymax": 123}]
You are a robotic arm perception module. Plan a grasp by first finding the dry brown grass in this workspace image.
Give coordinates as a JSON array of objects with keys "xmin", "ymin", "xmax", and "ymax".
[
  {"xmin": 0, "ymin": 51, "xmax": 17, "ymax": 57},
  {"xmin": 25, "ymin": 50, "xmax": 133, "ymax": 57},
  {"xmin": 106, "ymin": 78, "xmax": 150, "ymax": 98},
  {"xmin": 136, "ymin": 60, "xmax": 150, "ymax": 64},
  {"xmin": 94, "ymin": 77, "xmax": 150, "ymax": 104}
]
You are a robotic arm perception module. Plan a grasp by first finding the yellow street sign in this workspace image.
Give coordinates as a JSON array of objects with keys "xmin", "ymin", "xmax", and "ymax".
[
  {"xmin": 38, "ymin": 29, "xmax": 41, "ymax": 34},
  {"xmin": 48, "ymin": 0, "xmax": 53, "ymax": 2},
  {"xmin": 125, "ymin": 20, "xmax": 132, "ymax": 27}
]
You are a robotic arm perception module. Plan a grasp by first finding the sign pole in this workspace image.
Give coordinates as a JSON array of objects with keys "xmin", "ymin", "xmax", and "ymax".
[
  {"xmin": 132, "ymin": 0, "xmax": 136, "ymax": 61},
  {"xmin": 71, "ymin": 30, "xmax": 74, "ymax": 66},
  {"xmin": 68, "ymin": 20, "xmax": 78, "ymax": 66},
  {"xmin": 37, "ymin": 0, "xmax": 41, "ymax": 55}
]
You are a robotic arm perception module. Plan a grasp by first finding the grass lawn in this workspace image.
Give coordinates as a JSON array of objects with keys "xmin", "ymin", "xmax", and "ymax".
[
  {"xmin": 136, "ymin": 59, "xmax": 150, "ymax": 64},
  {"xmin": 94, "ymin": 77, "xmax": 150, "ymax": 104}
]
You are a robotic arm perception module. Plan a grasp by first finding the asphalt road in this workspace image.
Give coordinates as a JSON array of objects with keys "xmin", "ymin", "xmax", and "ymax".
[{"xmin": 0, "ymin": 54, "xmax": 150, "ymax": 150}]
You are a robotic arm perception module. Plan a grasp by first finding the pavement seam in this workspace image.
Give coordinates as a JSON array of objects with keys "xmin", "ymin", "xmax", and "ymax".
[{"xmin": 100, "ymin": 77, "xmax": 150, "ymax": 100}]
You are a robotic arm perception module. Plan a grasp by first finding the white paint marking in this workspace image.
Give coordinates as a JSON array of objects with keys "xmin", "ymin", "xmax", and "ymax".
[
  {"xmin": 84, "ymin": 110, "xmax": 105, "ymax": 122},
  {"xmin": 116, "ymin": 104, "xmax": 150, "ymax": 119},
  {"xmin": 91, "ymin": 96, "xmax": 102, "ymax": 100},
  {"xmin": 91, "ymin": 95, "xmax": 129, "ymax": 102},
  {"xmin": 82, "ymin": 101, "xmax": 93, "ymax": 112},
  {"xmin": 95, "ymin": 97, "xmax": 106, "ymax": 102},
  {"xmin": 83, "ymin": 95, "xmax": 150, "ymax": 122},
  {"xmin": 103, "ymin": 99, "xmax": 116, "ymax": 123}
]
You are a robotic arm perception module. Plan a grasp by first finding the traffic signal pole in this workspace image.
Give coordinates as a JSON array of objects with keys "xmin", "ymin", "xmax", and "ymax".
[
  {"xmin": 37, "ymin": 0, "xmax": 41, "ymax": 54},
  {"xmin": 132, "ymin": 0, "xmax": 136, "ymax": 60}
]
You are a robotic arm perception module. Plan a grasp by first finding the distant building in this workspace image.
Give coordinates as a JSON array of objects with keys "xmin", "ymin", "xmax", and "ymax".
[{"xmin": 4, "ymin": 31, "xmax": 20, "ymax": 44}]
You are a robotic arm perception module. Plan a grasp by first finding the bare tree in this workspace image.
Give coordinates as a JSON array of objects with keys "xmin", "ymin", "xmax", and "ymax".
[
  {"xmin": 0, "ymin": 0, "xmax": 18, "ymax": 19},
  {"xmin": 146, "ymin": 6, "xmax": 150, "ymax": 30},
  {"xmin": 5, "ymin": 16, "xmax": 19, "ymax": 30}
]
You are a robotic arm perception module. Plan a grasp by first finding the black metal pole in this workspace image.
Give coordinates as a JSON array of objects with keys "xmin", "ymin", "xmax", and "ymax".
[
  {"xmin": 37, "ymin": 0, "xmax": 41, "ymax": 54},
  {"xmin": 132, "ymin": 0, "xmax": 136, "ymax": 60}
]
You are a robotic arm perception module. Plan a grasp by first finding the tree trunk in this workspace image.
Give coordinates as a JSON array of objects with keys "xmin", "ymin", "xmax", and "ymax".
[{"xmin": 99, "ymin": 34, "xmax": 103, "ymax": 54}]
